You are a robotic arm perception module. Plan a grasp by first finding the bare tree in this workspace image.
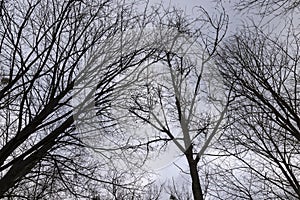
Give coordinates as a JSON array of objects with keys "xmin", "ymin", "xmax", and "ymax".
[
  {"xmin": 213, "ymin": 23, "xmax": 300, "ymax": 199},
  {"xmin": 114, "ymin": 5, "xmax": 229, "ymax": 200},
  {"xmin": 0, "ymin": 0, "xmax": 161, "ymax": 198}
]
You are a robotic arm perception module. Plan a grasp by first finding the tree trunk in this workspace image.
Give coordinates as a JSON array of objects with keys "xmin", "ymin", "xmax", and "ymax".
[
  {"xmin": 186, "ymin": 147, "xmax": 204, "ymax": 200},
  {"xmin": 0, "ymin": 116, "xmax": 74, "ymax": 198}
]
